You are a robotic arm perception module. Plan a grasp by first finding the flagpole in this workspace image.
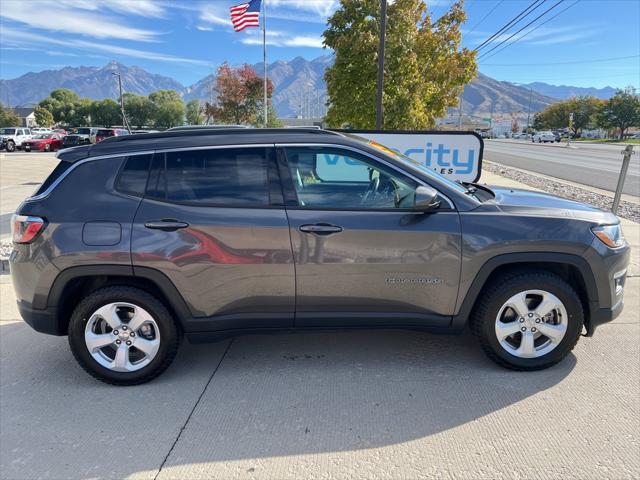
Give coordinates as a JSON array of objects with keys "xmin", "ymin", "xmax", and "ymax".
[{"xmin": 263, "ymin": 0, "xmax": 268, "ymax": 127}]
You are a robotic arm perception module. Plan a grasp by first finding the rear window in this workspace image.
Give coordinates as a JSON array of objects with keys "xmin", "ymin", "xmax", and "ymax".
[
  {"xmin": 97, "ymin": 129, "xmax": 114, "ymax": 137},
  {"xmin": 146, "ymin": 147, "xmax": 271, "ymax": 206},
  {"xmin": 76, "ymin": 128, "xmax": 92, "ymax": 135},
  {"xmin": 33, "ymin": 161, "xmax": 74, "ymax": 197},
  {"xmin": 115, "ymin": 155, "xmax": 152, "ymax": 196}
]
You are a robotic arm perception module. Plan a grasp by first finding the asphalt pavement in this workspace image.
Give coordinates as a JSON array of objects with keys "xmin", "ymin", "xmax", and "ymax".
[
  {"xmin": 484, "ymin": 139, "xmax": 640, "ymax": 197},
  {"xmin": 0, "ymin": 151, "xmax": 639, "ymax": 479}
]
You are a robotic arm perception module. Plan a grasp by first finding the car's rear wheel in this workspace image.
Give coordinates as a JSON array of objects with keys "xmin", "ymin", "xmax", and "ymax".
[
  {"xmin": 68, "ymin": 286, "xmax": 181, "ymax": 385},
  {"xmin": 472, "ymin": 272, "xmax": 583, "ymax": 370},
  {"xmin": 44, "ymin": 144, "xmax": 51, "ymax": 152}
]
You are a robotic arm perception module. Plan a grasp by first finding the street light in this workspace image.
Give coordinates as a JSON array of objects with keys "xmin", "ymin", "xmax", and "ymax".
[{"xmin": 112, "ymin": 72, "xmax": 131, "ymax": 133}]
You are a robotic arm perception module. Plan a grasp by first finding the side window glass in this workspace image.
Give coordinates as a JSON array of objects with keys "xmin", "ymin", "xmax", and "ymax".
[
  {"xmin": 285, "ymin": 147, "xmax": 417, "ymax": 209},
  {"xmin": 147, "ymin": 148, "xmax": 272, "ymax": 207},
  {"xmin": 115, "ymin": 154, "xmax": 152, "ymax": 196}
]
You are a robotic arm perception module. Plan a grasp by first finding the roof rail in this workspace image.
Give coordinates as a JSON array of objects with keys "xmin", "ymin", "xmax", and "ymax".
[{"xmin": 97, "ymin": 127, "xmax": 343, "ymax": 145}]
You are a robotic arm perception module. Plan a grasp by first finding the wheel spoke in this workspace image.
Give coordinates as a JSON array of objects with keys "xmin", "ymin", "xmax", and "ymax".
[
  {"xmin": 113, "ymin": 344, "xmax": 130, "ymax": 372},
  {"xmin": 537, "ymin": 322, "xmax": 567, "ymax": 343},
  {"xmin": 85, "ymin": 332, "xmax": 114, "ymax": 352},
  {"xmin": 134, "ymin": 337, "xmax": 160, "ymax": 359},
  {"xmin": 93, "ymin": 304, "xmax": 121, "ymax": 329},
  {"xmin": 535, "ymin": 294, "xmax": 561, "ymax": 319},
  {"xmin": 495, "ymin": 320, "xmax": 522, "ymax": 340},
  {"xmin": 507, "ymin": 292, "xmax": 530, "ymax": 318},
  {"xmin": 127, "ymin": 307, "xmax": 154, "ymax": 332},
  {"xmin": 517, "ymin": 330, "xmax": 536, "ymax": 357}
]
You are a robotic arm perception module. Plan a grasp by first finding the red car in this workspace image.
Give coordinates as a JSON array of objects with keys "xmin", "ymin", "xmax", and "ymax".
[
  {"xmin": 95, "ymin": 128, "xmax": 129, "ymax": 143},
  {"xmin": 22, "ymin": 133, "xmax": 65, "ymax": 152}
]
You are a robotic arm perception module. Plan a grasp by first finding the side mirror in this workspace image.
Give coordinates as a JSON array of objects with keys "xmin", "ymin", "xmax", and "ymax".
[{"xmin": 414, "ymin": 185, "xmax": 441, "ymax": 212}]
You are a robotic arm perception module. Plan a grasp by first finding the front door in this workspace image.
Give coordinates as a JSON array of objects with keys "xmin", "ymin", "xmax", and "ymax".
[
  {"xmin": 131, "ymin": 146, "xmax": 295, "ymax": 331},
  {"xmin": 280, "ymin": 145, "xmax": 462, "ymax": 328}
]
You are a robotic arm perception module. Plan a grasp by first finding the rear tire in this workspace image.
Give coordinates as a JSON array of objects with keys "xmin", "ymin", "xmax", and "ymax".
[
  {"xmin": 6, "ymin": 140, "xmax": 15, "ymax": 152},
  {"xmin": 472, "ymin": 272, "xmax": 583, "ymax": 371},
  {"xmin": 68, "ymin": 286, "xmax": 181, "ymax": 385}
]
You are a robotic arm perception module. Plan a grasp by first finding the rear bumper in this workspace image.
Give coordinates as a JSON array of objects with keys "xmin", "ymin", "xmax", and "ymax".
[{"xmin": 17, "ymin": 302, "xmax": 64, "ymax": 336}]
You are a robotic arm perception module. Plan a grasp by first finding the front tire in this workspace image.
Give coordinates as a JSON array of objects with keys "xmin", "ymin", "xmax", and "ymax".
[
  {"xmin": 472, "ymin": 272, "xmax": 583, "ymax": 371},
  {"xmin": 6, "ymin": 140, "xmax": 15, "ymax": 152},
  {"xmin": 68, "ymin": 286, "xmax": 181, "ymax": 385}
]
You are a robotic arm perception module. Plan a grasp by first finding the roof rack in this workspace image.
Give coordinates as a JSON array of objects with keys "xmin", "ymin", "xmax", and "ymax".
[{"xmin": 97, "ymin": 127, "xmax": 343, "ymax": 145}]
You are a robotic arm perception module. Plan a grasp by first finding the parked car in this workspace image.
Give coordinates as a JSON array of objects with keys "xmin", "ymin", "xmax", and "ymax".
[
  {"xmin": 95, "ymin": 128, "xmax": 130, "ymax": 143},
  {"xmin": 0, "ymin": 127, "xmax": 32, "ymax": 151},
  {"xmin": 61, "ymin": 127, "xmax": 98, "ymax": 148},
  {"xmin": 532, "ymin": 131, "xmax": 556, "ymax": 143},
  {"xmin": 512, "ymin": 132, "xmax": 529, "ymax": 140},
  {"xmin": 10, "ymin": 128, "xmax": 629, "ymax": 385},
  {"xmin": 22, "ymin": 132, "xmax": 65, "ymax": 152},
  {"xmin": 31, "ymin": 127, "xmax": 52, "ymax": 135}
]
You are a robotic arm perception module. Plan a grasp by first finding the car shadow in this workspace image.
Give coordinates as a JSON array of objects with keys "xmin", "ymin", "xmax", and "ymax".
[{"xmin": 0, "ymin": 322, "xmax": 575, "ymax": 479}]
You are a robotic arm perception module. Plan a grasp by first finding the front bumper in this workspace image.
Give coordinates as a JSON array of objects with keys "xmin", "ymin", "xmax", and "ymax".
[{"xmin": 585, "ymin": 299, "xmax": 624, "ymax": 336}]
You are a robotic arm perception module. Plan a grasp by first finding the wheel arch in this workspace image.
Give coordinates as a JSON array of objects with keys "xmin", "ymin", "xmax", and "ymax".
[
  {"xmin": 453, "ymin": 253, "xmax": 598, "ymax": 332},
  {"xmin": 47, "ymin": 265, "xmax": 192, "ymax": 335}
]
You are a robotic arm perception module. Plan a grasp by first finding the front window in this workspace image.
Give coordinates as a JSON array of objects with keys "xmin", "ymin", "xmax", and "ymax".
[
  {"xmin": 284, "ymin": 146, "xmax": 418, "ymax": 209},
  {"xmin": 0, "ymin": 128, "xmax": 16, "ymax": 135},
  {"xmin": 34, "ymin": 134, "xmax": 53, "ymax": 139}
]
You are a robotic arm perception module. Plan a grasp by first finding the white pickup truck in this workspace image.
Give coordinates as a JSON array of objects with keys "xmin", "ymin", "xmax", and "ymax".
[{"xmin": 0, "ymin": 127, "xmax": 33, "ymax": 152}]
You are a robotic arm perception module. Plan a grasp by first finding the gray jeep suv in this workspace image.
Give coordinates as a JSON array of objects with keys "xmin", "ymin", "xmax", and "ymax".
[{"xmin": 10, "ymin": 128, "xmax": 629, "ymax": 385}]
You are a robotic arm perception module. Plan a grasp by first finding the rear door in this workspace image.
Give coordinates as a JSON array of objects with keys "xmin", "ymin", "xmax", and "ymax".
[
  {"xmin": 279, "ymin": 145, "xmax": 462, "ymax": 328},
  {"xmin": 131, "ymin": 145, "xmax": 295, "ymax": 331}
]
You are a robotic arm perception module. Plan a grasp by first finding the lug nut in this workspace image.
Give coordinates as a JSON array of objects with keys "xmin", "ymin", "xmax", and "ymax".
[
  {"xmin": 521, "ymin": 327, "xmax": 527, "ymax": 332},
  {"xmin": 113, "ymin": 330, "xmax": 119, "ymax": 335},
  {"xmin": 535, "ymin": 318, "xmax": 541, "ymax": 323},
  {"xmin": 126, "ymin": 341, "xmax": 132, "ymax": 346},
  {"xmin": 519, "ymin": 318, "xmax": 525, "ymax": 323},
  {"xmin": 116, "ymin": 340, "xmax": 121, "ymax": 344},
  {"xmin": 130, "ymin": 332, "xmax": 135, "ymax": 337},
  {"xmin": 122, "ymin": 325, "xmax": 127, "ymax": 331},
  {"xmin": 531, "ymin": 327, "xmax": 537, "ymax": 332},
  {"xmin": 528, "ymin": 313, "xmax": 534, "ymax": 318}
]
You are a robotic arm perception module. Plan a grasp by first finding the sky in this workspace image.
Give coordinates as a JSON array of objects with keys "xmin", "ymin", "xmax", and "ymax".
[{"xmin": 0, "ymin": 0, "xmax": 638, "ymax": 89}]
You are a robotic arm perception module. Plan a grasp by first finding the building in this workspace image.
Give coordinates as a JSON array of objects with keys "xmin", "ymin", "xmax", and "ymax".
[{"xmin": 13, "ymin": 108, "xmax": 37, "ymax": 128}]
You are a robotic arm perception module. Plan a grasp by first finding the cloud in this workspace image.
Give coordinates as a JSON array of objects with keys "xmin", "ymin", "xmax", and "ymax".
[
  {"xmin": 0, "ymin": 0, "xmax": 161, "ymax": 41},
  {"xmin": 1, "ymin": 27, "xmax": 209, "ymax": 66},
  {"xmin": 199, "ymin": 3, "xmax": 233, "ymax": 28},
  {"xmin": 240, "ymin": 29, "xmax": 324, "ymax": 48}
]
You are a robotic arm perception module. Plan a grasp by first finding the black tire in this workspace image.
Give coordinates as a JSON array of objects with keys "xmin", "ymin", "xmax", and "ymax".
[
  {"xmin": 471, "ymin": 271, "xmax": 583, "ymax": 371},
  {"xmin": 6, "ymin": 140, "xmax": 15, "ymax": 152},
  {"xmin": 68, "ymin": 286, "xmax": 181, "ymax": 385},
  {"xmin": 44, "ymin": 143, "xmax": 51, "ymax": 152}
]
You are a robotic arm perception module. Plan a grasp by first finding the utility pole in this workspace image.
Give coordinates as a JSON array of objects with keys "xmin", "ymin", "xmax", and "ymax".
[
  {"xmin": 526, "ymin": 87, "xmax": 532, "ymax": 133},
  {"xmin": 112, "ymin": 72, "xmax": 131, "ymax": 133},
  {"xmin": 375, "ymin": 0, "xmax": 387, "ymax": 130},
  {"xmin": 458, "ymin": 96, "xmax": 463, "ymax": 129},
  {"xmin": 567, "ymin": 112, "xmax": 574, "ymax": 147}
]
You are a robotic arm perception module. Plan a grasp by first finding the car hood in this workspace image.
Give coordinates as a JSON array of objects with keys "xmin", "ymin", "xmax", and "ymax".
[{"xmin": 486, "ymin": 186, "xmax": 619, "ymax": 224}]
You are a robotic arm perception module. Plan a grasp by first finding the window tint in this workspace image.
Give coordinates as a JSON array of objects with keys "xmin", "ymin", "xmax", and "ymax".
[
  {"xmin": 285, "ymin": 147, "xmax": 417, "ymax": 209},
  {"xmin": 147, "ymin": 148, "xmax": 271, "ymax": 206},
  {"xmin": 34, "ymin": 161, "xmax": 74, "ymax": 196},
  {"xmin": 115, "ymin": 155, "xmax": 152, "ymax": 196}
]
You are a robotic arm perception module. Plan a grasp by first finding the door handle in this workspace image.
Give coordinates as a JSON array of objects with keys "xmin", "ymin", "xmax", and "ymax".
[
  {"xmin": 299, "ymin": 223, "xmax": 343, "ymax": 235},
  {"xmin": 144, "ymin": 219, "xmax": 189, "ymax": 231}
]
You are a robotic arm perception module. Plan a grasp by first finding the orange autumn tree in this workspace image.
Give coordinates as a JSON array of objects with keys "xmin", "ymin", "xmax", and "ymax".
[{"xmin": 205, "ymin": 62, "xmax": 279, "ymax": 126}]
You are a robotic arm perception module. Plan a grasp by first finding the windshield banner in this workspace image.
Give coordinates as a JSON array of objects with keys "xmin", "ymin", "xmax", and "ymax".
[{"xmin": 336, "ymin": 130, "xmax": 484, "ymax": 183}]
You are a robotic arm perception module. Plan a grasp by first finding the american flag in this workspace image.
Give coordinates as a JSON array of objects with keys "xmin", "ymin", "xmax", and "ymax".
[{"xmin": 230, "ymin": 0, "xmax": 262, "ymax": 32}]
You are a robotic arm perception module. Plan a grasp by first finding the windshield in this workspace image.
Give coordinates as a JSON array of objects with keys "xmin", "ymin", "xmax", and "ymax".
[
  {"xmin": 0, "ymin": 128, "xmax": 16, "ymax": 135},
  {"xmin": 34, "ymin": 134, "xmax": 53, "ymax": 139},
  {"xmin": 344, "ymin": 133, "xmax": 471, "ymax": 194},
  {"xmin": 97, "ymin": 129, "xmax": 114, "ymax": 137},
  {"xmin": 76, "ymin": 128, "xmax": 92, "ymax": 135}
]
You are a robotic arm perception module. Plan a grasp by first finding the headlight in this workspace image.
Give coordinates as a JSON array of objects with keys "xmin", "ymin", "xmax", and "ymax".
[{"xmin": 592, "ymin": 224, "xmax": 625, "ymax": 248}]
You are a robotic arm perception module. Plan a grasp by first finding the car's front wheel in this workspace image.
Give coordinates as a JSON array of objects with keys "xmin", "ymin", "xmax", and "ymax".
[
  {"xmin": 6, "ymin": 140, "xmax": 15, "ymax": 152},
  {"xmin": 68, "ymin": 286, "xmax": 181, "ymax": 385},
  {"xmin": 472, "ymin": 272, "xmax": 583, "ymax": 370}
]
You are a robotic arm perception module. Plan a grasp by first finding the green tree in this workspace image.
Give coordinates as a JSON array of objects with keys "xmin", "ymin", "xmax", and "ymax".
[
  {"xmin": 149, "ymin": 89, "xmax": 185, "ymax": 128},
  {"xmin": 38, "ymin": 88, "xmax": 90, "ymax": 126},
  {"xmin": 123, "ymin": 93, "xmax": 152, "ymax": 129},
  {"xmin": 534, "ymin": 96, "xmax": 602, "ymax": 136},
  {"xmin": 186, "ymin": 99, "xmax": 204, "ymax": 125},
  {"xmin": 596, "ymin": 88, "xmax": 640, "ymax": 139},
  {"xmin": 0, "ymin": 104, "xmax": 21, "ymax": 126},
  {"xmin": 34, "ymin": 106, "xmax": 54, "ymax": 127},
  {"xmin": 323, "ymin": 0, "xmax": 476, "ymax": 129},
  {"xmin": 90, "ymin": 99, "xmax": 121, "ymax": 127},
  {"xmin": 204, "ymin": 62, "xmax": 274, "ymax": 126}
]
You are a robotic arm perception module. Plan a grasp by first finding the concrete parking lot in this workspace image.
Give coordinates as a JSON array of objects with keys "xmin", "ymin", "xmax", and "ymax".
[{"xmin": 1, "ymin": 151, "xmax": 639, "ymax": 479}]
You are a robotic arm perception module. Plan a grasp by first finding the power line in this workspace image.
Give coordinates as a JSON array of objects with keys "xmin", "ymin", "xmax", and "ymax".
[
  {"xmin": 481, "ymin": 54, "xmax": 640, "ymax": 67},
  {"xmin": 474, "ymin": 0, "xmax": 546, "ymax": 52},
  {"xmin": 466, "ymin": 0, "xmax": 505, "ymax": 35},
  {"xmin": 478, "ymin": 0, "xmax": 581, "ymax": 62},
  {"xmin": 477, "ymin": 0, "xmax": 566, "ymax": 60}
]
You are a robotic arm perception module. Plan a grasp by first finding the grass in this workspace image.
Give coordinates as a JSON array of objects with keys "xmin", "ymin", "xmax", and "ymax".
[{"xmin": 570, "ymin": 138, "xmax": 640, "ymax": 145}]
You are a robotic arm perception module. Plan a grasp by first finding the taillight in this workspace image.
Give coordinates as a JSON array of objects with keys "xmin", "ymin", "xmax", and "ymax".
[{"xmin": 11, "ymin": 215, "xmax": 46, "ymax": 244}]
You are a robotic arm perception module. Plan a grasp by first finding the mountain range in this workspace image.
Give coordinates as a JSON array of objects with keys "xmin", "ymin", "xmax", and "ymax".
[{"xmin": 0, "ymin": 57, "xmax": 618, "ymax": 117}]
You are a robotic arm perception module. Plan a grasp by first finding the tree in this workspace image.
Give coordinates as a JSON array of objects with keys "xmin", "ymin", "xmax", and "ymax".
[
  {"xmin": 186, "ymin": 99, "xmax": 204, "ymax": 125},
  {"xmin": 148, "ymin": 89, "xmax": 185, "ymax": 128},
  {"xmin": 323, "ymin": 0, "xmax": 476, "ymax": 129},
  {"xmin": 123, "ymin": 93, "xmax": 153, "ymax": 129},
  {"xmin": 90, "ymin": 99, "xmax": 121, "ymax": 127},
  {"xmin": 534, "ymin": 96, "xmax": 602, "ymax": 136},
  {"xmin": 38, "ymin": 88, "xmax": 90, "ymax": 126},
  {"xmin": 34, "ymin": 106, "xmax": 54, "ymax": 127},
  {"xmin": 510, "ymin": 113, "xmax": 520, "ymax": 134},
  {"xmin": 596, "ymin": 88, "xmax": 640, "ymax": 139},
  {"xmin": 204, "ymin": 62, "xmax": 275, "ymax": 126},
  {"xmin": 0, "ymin": 104, "xmax": 21, "ymax": 126}
]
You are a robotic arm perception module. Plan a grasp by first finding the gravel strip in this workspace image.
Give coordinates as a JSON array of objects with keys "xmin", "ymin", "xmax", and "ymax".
[{"xmin": 483, "ymin": 161, "xmax": 640, "ymax": 223}]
